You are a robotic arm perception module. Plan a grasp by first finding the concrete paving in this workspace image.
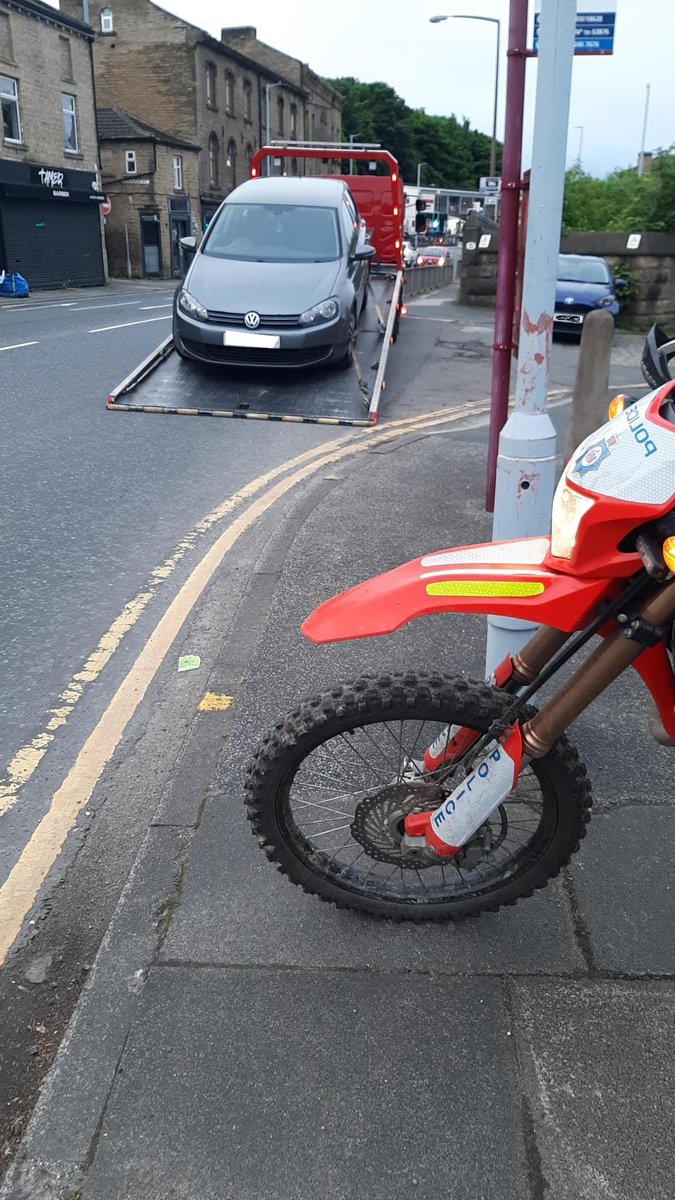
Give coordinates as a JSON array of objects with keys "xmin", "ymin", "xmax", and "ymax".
[{"xmin": 3, "ymin": 296, "xmax": 671, "ymax": 1200}]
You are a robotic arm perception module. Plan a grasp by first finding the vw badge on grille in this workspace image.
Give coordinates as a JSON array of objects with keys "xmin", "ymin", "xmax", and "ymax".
[{"xmin": 244, "ymin": 311, "xmax": 261, "ymax": 329}]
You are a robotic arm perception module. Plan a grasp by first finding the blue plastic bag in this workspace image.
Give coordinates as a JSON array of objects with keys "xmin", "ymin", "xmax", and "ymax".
[{"xmin": 0, "ymin": 271, "xmax": 29, "ymax": 297}]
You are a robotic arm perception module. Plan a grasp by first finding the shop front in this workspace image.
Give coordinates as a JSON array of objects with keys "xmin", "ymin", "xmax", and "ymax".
[{"xmin": 0, "ymin": 159, "xmax": 106, "ymax": 289}]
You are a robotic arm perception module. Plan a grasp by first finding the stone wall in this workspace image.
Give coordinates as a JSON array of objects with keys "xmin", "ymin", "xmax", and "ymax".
[
  {"xmin": 459, "ymin": 220, "xmax": 675, "ymax": 329},
  {"xmin": 560, "ymin": 231, "xmax": 675, "ymax": 329}
]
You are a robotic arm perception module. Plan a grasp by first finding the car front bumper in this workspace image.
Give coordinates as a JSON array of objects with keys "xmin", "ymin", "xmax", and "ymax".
[{"xmin": 173, "ymin": 307, "xmax": 350, "ymax": 369}]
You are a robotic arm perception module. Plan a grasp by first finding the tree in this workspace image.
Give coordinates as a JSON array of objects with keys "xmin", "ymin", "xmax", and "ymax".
[
  {"xmin": 562, "ymin": 149, "xmax": 675, "ymax": 233},
  {"xmin": 326, "ymin": 77, "xmax": 498, "ymax": 189}
]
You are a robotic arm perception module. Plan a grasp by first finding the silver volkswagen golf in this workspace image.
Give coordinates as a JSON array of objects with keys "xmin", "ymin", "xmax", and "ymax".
[{"xmin": 173, "ymin": 176, "xmax": 374, "ymax": 370}]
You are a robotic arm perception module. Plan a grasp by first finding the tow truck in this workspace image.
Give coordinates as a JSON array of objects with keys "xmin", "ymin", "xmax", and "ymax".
[{"xmin": 107, "ymin": 144, "xmax": 406, "ymax": 427}]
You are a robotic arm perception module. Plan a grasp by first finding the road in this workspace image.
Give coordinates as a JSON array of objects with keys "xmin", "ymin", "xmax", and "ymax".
[{"xmin": 0, "ymin": 279, "xmax": 649, "ymax": 1174}]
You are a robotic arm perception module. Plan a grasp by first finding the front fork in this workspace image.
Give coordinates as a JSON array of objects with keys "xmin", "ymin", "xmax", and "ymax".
[
  {"xmin": 406, "ymin": 577, "xmax": 675, "ymax": 855},
  {"xmin": 405, "ymin": 628, "xmax": 570, "ymax": 856}
]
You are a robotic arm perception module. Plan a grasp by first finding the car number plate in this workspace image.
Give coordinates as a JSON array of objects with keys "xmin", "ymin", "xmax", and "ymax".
[
  {"xmin": 554, "ymin": 312, "xmax": 583, "ymax": 324},
  {"xmin": 224, "ymin": 330, "xmax": 281, "ymax": 349}
]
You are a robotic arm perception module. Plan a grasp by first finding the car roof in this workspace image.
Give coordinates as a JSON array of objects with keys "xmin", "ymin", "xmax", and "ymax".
[
  {"xmin": 226, "ymin": 176, "xmax": 348, "ymax": 208},
  {"xmin": 558, "ymin": 253, "xmax": 608, "ymax": 264}
]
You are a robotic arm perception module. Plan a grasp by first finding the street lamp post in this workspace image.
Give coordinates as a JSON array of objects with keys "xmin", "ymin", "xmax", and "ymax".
[
  {"xmin": 264, "ymin": 81, "xmax": 283, "ymax": 176},
  {"xmin": 638, "ymin": 83, "xmax": 651, "ymax": 177},
  {"xmin": 430, "ymin": 13, "xmax": 501, "ymax": 179},
  {"xmin": 416, "ymin": 161, "xmax": 428, "ymax": 189},
  {"xmin": 349, "ymin": 132, "xmax": 362, "ymax": 176}
]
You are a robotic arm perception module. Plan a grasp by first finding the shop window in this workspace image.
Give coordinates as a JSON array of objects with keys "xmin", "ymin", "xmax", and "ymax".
[
  {"xmin": 243, "ymin": 79, "xmax": 252, "ymax": 123},
  {"xmin": 62, "ymin": 93, "xmax": 78, "ymax": 152},
  {"xmin": 125, "ymin": 149, "xmax": 137, "ymax": 174},
  {"xmin": 1, "ymin": 74, "xmax": 21, "ymax": 143},
  {"xmin": 173, "ymin": 154, "xmax": 183, "ymax": 190},
  {"xmin": 225, "ymin": 71, "xmax": 234, "ymax": 115},
  {"xmin": 205, "ymin": 62, "xmax": 216, "ymax": 109},
  {"xmin": 208, "ymin": 132, "xmax": 219, "ymax": 187},
  {"xmin": 100, "ymin": 8, "xmax": 114, "ymax": 33},
  {"xmin": 0, "ymin": 13, "xmax": 14, "ymax": 62},
  {"xmin": 59, "ymin": 37, "xmax": 73, "ymax": 81}
]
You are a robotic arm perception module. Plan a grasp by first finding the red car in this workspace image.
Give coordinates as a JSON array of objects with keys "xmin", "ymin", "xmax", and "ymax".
[{"xmin": 416, "ymin": 245, "xmax": 448, "ymax": 267}]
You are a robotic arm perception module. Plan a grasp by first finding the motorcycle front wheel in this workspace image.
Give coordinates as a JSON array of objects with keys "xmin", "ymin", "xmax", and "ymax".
[{"xmin": 245, "ymin": 672, "xmax": 592, "ymax": 921}]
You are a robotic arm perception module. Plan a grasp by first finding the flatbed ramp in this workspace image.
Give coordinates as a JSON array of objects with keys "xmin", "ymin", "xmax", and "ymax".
[{"xmin": 107, "ymin": 272, "xmax": 402, "ymax": 426}]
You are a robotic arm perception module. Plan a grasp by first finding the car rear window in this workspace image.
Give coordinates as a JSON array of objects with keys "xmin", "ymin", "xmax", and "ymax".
[
  {"xmin": 558, "ymin": 255, "xmax": 611, "ymax": 285},
  {"xmin": 202, "ymin": 202, "xmax": 341, "ymax": 263}
]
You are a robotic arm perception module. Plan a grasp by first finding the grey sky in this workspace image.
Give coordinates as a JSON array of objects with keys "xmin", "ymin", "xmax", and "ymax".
[{"xmin": 152, "ymin": 0, "xmax": 670, "ymax": 179}]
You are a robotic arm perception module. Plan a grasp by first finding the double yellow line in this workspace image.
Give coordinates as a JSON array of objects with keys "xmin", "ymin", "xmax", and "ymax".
[{"xmin": 0, "ymin": 399, "xmax": 496, "ymax": 964}]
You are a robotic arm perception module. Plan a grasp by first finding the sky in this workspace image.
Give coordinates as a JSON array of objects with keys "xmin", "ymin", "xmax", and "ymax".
[
  {"xmin": 48, "ymin": 0, "xmax": 672, "ymax": 179},
  {"xmin": 150, "ymin": 0, "xmax": 670, "ymax": 179}
]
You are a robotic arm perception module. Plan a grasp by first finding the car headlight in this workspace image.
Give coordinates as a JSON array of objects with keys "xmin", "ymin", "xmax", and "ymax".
[
  {"xmin": 437, "ymin": 257, "xmax": 446, "ymax": 266},
  {"xmin": 299, "ymin": 297, "xmax": 340, "ymax": 325},
  {"xmin": 417, "ymin": 255, "xmax": 424, "ymax": 265},
  {"xmin": 178, "ymin": 288, "xmax": 207, "ymax": 321},
  {"xmin": 595, "ymin": 295, "xmax": 614, "ymax": 308},
  {"xmin": 550, "ymin": 475, "xmax": 596, "ymax": 560}
]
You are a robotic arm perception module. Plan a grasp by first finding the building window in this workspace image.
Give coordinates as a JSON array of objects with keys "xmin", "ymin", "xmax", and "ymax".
[
  {"xmin": 62, "ymin": 93, "xmax": 78, "ymax": 152},
  {"xmin": 100, "ymin": 8, "xmax": 113, "ymax": 33},
  {"xmin": 208, "ymin": 132, "xmax": 219, "ymax": 187},
  {"xmin": 226, "ymin": 137, "xmax": 237, "ymax": 190},
  {"xmin": 243, "ymin": 79, "xmax": 252, "ymax": 122},
  {"xmin": 224, "ymin": 71, "xmax": 234, "ymax": 115},
  {"xmin": 1, "ymin": 74, "xmax": 21, "ymax": 143},
  {"xmin": 125, "ymin": 149, "xmax": 137, "ymax": 174},
  {"xmin": 205, "ymin": 62, "xmax": 216, "ymax": 109},
  {"xmin": 276, "ymin": 96, "xmax": 284, "ymax": 137},
  {"xmin": 59, "ymin": 37, "xmax": 73, "ymax": 81},
  {"xmin": 245, "ymin": 141, "xmax": 253, "ymax": 173},
  {"xmin": 173, "ymin": 154, "xmax": 183, "ymax": 190},
  {"xmin": 290, "ymin": 104, "xmax": 297, "ymax": 139},
  {"xmin": 0, "ymin": 13, "xmax": 14, "ymax": 62}
]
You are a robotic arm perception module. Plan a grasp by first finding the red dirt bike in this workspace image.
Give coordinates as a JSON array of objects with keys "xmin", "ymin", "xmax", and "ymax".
[{"xmin": 246, "ymin": 325, "xmax": 675, "ymax": 921}]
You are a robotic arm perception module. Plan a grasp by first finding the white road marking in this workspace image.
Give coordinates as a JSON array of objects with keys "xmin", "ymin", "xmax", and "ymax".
[
  {"xmin": 0, "ymin": 302, "xmax": 76, "ymax": 311},
  {"xmin": 0, "ymin": 340, "xmax": 38, "ymax": 352},
  {"xmin": 89, "ymin": 315, "xmax": 172, "ymax": 333},
  {"xmin": 70, "ymin": 300, "xmax": 154, "ymax": 312},
  {"xmin": 406, "ymin": 316, "xmax": 457, "ymax": 323},
  {"xmin": 139, "ymin": 304, "xmax": 174, "ymax": 311}
]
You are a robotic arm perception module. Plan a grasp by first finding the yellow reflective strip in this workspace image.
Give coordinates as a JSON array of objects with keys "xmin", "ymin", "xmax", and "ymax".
[{"xmin": 426, "ymin": 580, "xmax": 546, "ymax": 598}]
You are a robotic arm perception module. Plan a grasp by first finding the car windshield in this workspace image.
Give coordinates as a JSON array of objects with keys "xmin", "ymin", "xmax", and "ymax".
[
  {"xmin": 202, "ymin": 202, "xmax": 341, "ymax": 263},
  {"xmin": 557, "ymin": 255, "xmax": 611, "ymax": 285}
]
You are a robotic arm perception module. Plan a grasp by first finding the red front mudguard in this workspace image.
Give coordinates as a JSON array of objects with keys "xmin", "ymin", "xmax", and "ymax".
[{"xmin": 302, "ymin": 536, "xmax": 617, "ymax": 644}]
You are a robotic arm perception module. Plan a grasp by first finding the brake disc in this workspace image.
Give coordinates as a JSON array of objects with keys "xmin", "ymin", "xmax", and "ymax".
[{"xmin": 350, "ymin": 783, "xmax": 444, "ymax": 867}]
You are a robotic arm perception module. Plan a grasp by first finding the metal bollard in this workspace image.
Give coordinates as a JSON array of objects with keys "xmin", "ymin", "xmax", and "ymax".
[{"xmin": 565, "ymin": 309, "xmax": 615, "ymax": 460}]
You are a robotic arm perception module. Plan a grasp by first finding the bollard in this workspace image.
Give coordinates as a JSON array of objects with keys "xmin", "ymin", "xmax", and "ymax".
[{"xmin": 565, "ymin": 309, "xmax": 615, "ymax": 461}]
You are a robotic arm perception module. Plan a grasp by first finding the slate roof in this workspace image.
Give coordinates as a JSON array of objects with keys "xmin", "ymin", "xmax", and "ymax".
[{"xmin": 96, "ymin": 108, "xmax": 199, "ymax": 150}]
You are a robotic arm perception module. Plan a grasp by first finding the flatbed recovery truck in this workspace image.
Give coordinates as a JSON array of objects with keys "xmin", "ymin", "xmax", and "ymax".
[{"xmin": 107, "ymin": 144, "xmax": 405, "ymax": 426}]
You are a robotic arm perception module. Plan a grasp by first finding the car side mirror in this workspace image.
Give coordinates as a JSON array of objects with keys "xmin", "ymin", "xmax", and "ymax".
[
  {"xmin": 352, "ymin": 244, "xmax": 376, "ymax": 261},
  {"xmin": 179, "ymin": 236, "xmax": 197, "ymax": 254},
  {"xmin": 614, "ymin": 278, "xmax": 627, "ymax": 290}
]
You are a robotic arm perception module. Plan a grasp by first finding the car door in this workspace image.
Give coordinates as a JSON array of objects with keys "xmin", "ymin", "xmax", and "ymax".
[{"xmin": 341, "ymin": 191, "xmax": 365, "ymax": 310}]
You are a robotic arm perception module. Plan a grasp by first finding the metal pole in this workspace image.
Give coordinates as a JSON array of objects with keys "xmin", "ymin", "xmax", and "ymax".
[
  {"xmin": 485, "ymin": 0, "xmax": 529, "ymax": 512},
  {"xmin": 574, "ymin": 124, "xmax": 584, "ymax": 165},
  {"xmin": 265, "ymin": 86, "xmax": 271, "ymax": 176},
  {"xmin": 489, "ymin": 20, "xmax": 501, "ymax": 178},
  {"xmin": 124, "ymin": 223, "xmax": 132, "ymax": 279},
  {"xmin": 638, "ymin": 83, "xmax": 651, "ymax": 176},
  {"xmin": 416, "ymin": 162, "xmax": 425, "ymax": 189},
  {"xmin": 486, "ymin": 0, "xmax": 577, "ymax": 672}
]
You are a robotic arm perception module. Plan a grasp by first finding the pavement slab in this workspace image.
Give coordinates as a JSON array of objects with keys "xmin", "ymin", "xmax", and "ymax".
[
  {"xmin": 161, "ymin": 799, "xmax": 583, "ymax": 975},
  {"xmin": 570, "ymin": 808, "xmax": 675, "ymax": 975},
  {"xmin": 512, "ymin": 979, "xmax": 675, "ymax": 1200},
  {"xmin": 81, "ymin": 967, "xmax": 529, "ymax": 1200}
]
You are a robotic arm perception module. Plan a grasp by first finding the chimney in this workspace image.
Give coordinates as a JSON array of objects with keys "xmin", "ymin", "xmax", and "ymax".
[{"xmin": 221, "ymin": 26, "xmax": 257, "ymax": 46}]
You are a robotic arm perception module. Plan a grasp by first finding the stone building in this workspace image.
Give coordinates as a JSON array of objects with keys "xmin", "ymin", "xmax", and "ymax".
[
  {"xmin": 97, "ymin": 107, "xmax": 199, "ymax": 279},
  {"xmin": 0, "ymin": 0, "xmax": 105, "ymax": 287},
  {"xmin": 59, "ymin": 0, "xmax": 343, "ymax": 238}
]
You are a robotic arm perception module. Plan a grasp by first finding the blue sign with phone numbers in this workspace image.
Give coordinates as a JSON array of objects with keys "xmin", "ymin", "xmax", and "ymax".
[{"xmin": 533, "ymin": 5, "xmax": 616, "ymax": 55}]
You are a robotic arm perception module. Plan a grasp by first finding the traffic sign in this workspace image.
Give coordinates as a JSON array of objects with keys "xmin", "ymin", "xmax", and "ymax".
[
  {"xmin": 101, "ymin": 197, "xmax": 112, "ymax": 216},
  {"xmin": 533, "ymin": 0, "xmax": 616, "ymax": 55},
  {"xmin": 479, "ymin": 176, "xmax": 501, "ymax": 195}
]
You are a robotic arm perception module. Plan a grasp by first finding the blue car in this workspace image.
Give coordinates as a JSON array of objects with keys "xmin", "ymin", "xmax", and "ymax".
[{"xmin": 554, "ymin": 253, "xmax": 624, "ymax": 337}]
